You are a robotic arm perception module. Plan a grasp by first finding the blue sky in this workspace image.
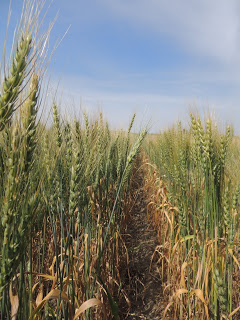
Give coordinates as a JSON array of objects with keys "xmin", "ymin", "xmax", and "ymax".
[{"xmin": 1, "ymin": 0, "xmax": 240, "ymax": 132}]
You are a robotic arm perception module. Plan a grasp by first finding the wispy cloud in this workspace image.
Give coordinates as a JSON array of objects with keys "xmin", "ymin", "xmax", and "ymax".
[
  {"xmin": 50, "ymin": 73, "xmax": 240, "ymax": 133},
  {"xmin": 2, "ymin": 1, "xmax": 240, "ymax": 133},
  {"xmin": 101, "ymin": 0, "xmax": 240, "ymax": 63}
]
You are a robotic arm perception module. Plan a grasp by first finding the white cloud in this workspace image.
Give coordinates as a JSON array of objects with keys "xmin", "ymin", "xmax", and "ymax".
[
  {"xmin": 48, "ymin": 73, "xmax": 240, "ymax": 133},
  {"xmin": 101, "ymin": 0, "xmax": 240, "ymax": 63},
  {"xmin": 48, "ymin": 73, "xmax": 187, "ymax": 130},
  {"xmin": 46, "ymin": 1, "xmax": 240, "ymax": 133}
]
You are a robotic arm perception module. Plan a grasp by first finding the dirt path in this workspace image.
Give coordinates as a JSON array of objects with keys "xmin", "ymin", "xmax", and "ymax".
[{"xmin": 120, "ymin": 172, "xmax": 164, "ymax": 319}]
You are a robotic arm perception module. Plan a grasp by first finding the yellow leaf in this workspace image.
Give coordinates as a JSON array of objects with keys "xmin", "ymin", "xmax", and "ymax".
[
  {"xmin": 73, "ymin": 298, "xmax": 105, "ymax": 320},
  {"xmin": 29, "ymin": 289, "xmax": 72, "ymax": 320},
  {"xmin": 9, "ymin": 284, "xmax": 19, "ymax": 320},
  {"xmin": 181, "ymin": 262, "xmax": 188, "ymax": 289},
  {"xmin": 29, "ymin": 272, "xmax": 56, "ymax": 280},
  {"xmin": 162, "ymin": 301, "xmax": 173, "ymax": 320},
  {"xmin": 163, "ymin": 210, "xmax": 173, "ymax": 234},
  {"xmin": 189, "ymin": 289, "xmax": 209, "ymax": 319},
  {"xmin": 36, "ymin": 284, "xmax": 43, "ymax": 307},
  {"xmin": 229, "ymin": 304, "xmax": 240, "ymax": 318},
  {"xmin": 175, "ymin": 288, "xmax": 188, "ymax": 298},
  {"xmin": 162, "ymin": 289, "xmax": 188, "ymax": 320},
  {"xmin": 228, "ymin": 248, "xmax": 240, "ymax": 271}
]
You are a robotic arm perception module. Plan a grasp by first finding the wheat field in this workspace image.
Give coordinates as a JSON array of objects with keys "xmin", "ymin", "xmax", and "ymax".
[{"xmin": 0, "ymin": 2, "xmax": 240, "ymax": 320}]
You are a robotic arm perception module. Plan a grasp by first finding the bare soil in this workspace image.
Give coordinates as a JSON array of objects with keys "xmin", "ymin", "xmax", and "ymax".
[{"xmin": 119, "ymin": 172, "xmax": 165, "ymax": 319}]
